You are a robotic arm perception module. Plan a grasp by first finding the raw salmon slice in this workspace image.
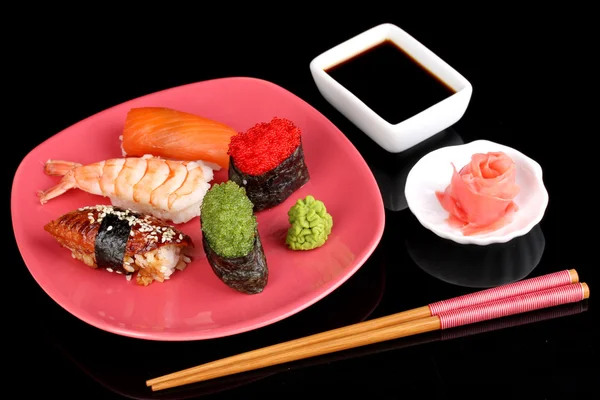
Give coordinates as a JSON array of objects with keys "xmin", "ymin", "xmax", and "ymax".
[{"xmin": 120, "ymin": 107, "xmax": 237, "ymax": 169}]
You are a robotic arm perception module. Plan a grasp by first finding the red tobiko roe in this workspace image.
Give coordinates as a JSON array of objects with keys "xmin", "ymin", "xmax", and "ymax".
[{"xmin": 228, "ymin": 117, "xmax": 302, "ymax": 176}]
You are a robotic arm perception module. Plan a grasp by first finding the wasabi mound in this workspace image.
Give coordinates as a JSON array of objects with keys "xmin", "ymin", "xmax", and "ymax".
[{"xmin": 285, "ymin": 195, "xmax": 333, "ymax": 251}]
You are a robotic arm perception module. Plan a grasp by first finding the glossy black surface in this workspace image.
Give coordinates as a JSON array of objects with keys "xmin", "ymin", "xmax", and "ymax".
[{"xmin": 9, "ymin": 11, "xmax": 596, "ymax": 399}]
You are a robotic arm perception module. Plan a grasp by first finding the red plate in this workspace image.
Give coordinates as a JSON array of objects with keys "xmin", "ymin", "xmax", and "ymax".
[{"xmin": 11, "ymin": 77, "xmax": 385, "ymax": 341}]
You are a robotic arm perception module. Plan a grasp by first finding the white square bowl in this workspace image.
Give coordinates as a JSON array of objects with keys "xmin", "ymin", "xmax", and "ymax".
[{"xmin": 310, "ymin": 23, "xmax": 473, "ymax": 153}]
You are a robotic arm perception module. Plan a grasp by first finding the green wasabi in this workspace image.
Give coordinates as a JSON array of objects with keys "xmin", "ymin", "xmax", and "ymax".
[
  {"xmin": 285, "ymin": 195, "xmax": 333, "ymax": 251},
  {"xmin": 201, "ymin": 181, "xmax": 257, "ymax": 258}
]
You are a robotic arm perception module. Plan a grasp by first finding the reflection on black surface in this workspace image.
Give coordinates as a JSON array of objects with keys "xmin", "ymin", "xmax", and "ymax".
[
  {"xmin": 175, "ymin": 301, "xmax": 587, "ymax": 395},
  {"xmin": 365, "ymin": 127, "xmax": 463, "ymax": 211},
  {"xmin": 406, "ymin": 222, "xmax": 546, "ymax": 288},
  {"xmin": 131, "ymin": 299, "xmax": 588, "ymax": 397},
  {"xmin": 318, "ymin": 99, "xmax": 464, "ymax": 212},
  {"xmin": 42, "ymin": 247, "xmax": 387, "ymax": 399},
  {"xmin": 286, "ymin": 299, "xmax": 588, "ymax": 368}
]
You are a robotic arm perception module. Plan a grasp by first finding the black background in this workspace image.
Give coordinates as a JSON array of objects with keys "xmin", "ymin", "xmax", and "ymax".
[{"xmin": 8, "ymin": 8, "xmax": 597, "ymax": 399}]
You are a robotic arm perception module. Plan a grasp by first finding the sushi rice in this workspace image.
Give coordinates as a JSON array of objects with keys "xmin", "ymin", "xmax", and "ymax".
[
  {"xmin": 69, "ymin": 243, "xmax": 190, "ymax": 285},
  {"xmin": 44, "ymin": 205, "xmax": 195, "ymax": 286}
]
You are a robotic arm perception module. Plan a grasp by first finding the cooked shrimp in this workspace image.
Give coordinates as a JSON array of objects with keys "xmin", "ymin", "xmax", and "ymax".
[{"xmin": 38, "ymin": 155, "xmax": 215, "ymax": 224}]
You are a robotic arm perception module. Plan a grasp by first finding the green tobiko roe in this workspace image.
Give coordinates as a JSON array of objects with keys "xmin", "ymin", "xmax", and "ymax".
[
  {"xmin": 285, "ymin": 195, "xmax": 333, "ymax": 251},
  {"xmin": 201, "ymin": 181, "xmax": 257, "ymax": 258}
]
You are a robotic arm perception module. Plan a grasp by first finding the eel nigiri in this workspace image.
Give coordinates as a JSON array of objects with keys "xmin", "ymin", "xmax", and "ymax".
[
  {"xmin": 200, "ymin": 181, "xmax": 268, "ymax": 294},
  {"xmin": 228, "ymin": 117, "xmax": 310, "ymax": 212},
  {"xmin": 120, "ymin": 107, "xmax": 238, "ymax": 170},
  {"xmin": 38, "ymin": 155, "xmax": 214, "ymax": 224},
  {"xmin": 44, "ymin": 205, "xmax": 194, "ymax": 286}
]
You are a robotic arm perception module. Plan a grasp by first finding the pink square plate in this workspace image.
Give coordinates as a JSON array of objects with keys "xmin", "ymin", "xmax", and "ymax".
[{"xmin": 11, "ymin": 77, "xmax": 385, "ymax": 341}]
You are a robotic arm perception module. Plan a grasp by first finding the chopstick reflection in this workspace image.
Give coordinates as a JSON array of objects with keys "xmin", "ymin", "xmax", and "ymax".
[
  {"xmin": 286, "ymin": 299, "xmax": 588, "ymax": 370},
  {"xmin": 150, "ymin": 299, "xmax": 588, "ymax": 394},
  {"xmin": 147, "ymin": 267, "xmax": 586, "ymax": 391},
  {"xmin": 406, "ymin": 221, "xmax": 545, "ymax": 288}
]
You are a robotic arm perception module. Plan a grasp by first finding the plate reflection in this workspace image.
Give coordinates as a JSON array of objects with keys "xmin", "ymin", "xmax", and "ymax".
[
  {"xmin": 42, "ymin": 248, "xmax": 387, "ymax": 399},
  {"xmin": 366, "ymin": 127, "xmax": 463, "ymax": 211},
  {"xmin": 405, "ymin": 221, "xmax": 546, "ymax": 288}
]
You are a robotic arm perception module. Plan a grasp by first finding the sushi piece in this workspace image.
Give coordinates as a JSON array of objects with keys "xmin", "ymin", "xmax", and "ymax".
[
  {"xmin": 38, "ymin": 155, "xmax": 214, "ymax": 224},
  {"xmin": 227, "ymin": 117, "xmax": 310, "ymax": 212},
  {"xmin": 120, "ymin": 107, "xmax": 238, "ymax": 170},
  {"xmin": 44, "ymin": 205, "xmax": 194, "ymax": 286},
  {"xmin": 200, "ymin": 181, "xmax": 268, "ymax": 294}
]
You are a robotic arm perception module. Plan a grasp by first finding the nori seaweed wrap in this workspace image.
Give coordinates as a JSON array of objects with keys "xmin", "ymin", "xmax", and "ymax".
[
  {"xmin": 43, "ymin": 205, "xmax": 194, "ymax": 286},
  {"xmin": 200, "ymin": 181, "xmax": 268, "ymax": 294},
  {"xmin": 227, "ymin": 117, "xmax": 310, "ymax": 212},
  {"xmin": 202, "ymin": 230, "xmax": 268, "ymax": 294}
]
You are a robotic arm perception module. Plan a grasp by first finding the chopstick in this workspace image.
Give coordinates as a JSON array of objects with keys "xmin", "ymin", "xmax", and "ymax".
[
  {"xmin": 146, "ymin": 301, "xmax": 587, "ymax": 398},
  {"xmin": 152, "ymin": 282, "xmax": 589, "ymax": 391},
  {"xmin": 245, "ymin": 300, "xmax": 588, "ymax": 379},
  {"xmin": 147, "ymin": 269, "xmax": 581, "ymax": 391}
]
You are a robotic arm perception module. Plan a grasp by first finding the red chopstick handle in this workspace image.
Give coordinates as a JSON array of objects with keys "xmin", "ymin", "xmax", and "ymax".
[
  {"xmin": 438, "ymin": 282, "xmax": 587, "ymax": 330},
  {"xmin": 429, "ymin": 269, "xmax": 574, "ymax": 315},
  {"xmin": 440, "ymin": 301, "xmax": 587, "ymax": 341}
]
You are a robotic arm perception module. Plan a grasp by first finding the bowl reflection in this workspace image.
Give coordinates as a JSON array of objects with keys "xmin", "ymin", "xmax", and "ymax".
[
  {"xmin": 41, "ymin": 247, "xmax": 387, "ymax": 399},
  {"xmin": 366, "ymin": 127, "xmax": 464, "ymax": 211},
  {"xmin": 405, "ymin": 220, "xmax": 546, "ymax": 288}
]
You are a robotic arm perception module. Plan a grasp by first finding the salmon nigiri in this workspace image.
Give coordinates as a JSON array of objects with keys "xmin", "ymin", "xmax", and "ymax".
[{"xmin": 120, "ymin": 107, "xmax": 238, "ymax": 170}]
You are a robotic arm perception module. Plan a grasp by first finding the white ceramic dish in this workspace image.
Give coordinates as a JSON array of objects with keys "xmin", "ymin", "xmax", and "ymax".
[
  {"xmin": 404, "ymin": 140, "xmax": 549, "ymax": 246},
  {"xmin": 309, "ymin": 23, "xmax": 473, "ymax": 153}
]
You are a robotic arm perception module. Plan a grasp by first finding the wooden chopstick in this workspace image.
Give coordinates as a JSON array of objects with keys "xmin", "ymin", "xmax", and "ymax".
[
  {"xmin": 152, "ymin": 301, "xmax": 588, "ymax": 397},
  {"xmin": 253, "ymin": 300, "xmax": 588, "ymax": 380},
  {"xmin": 147, "ymin": 269, "xmax": 577, "ymax": 388},
  {"xmin": 152, "ymin": 282, "xmax": 589, "ymax": 391},
  {"xmin": 147, "ymin": 270, "xmax": 582, "ymax": 391}
]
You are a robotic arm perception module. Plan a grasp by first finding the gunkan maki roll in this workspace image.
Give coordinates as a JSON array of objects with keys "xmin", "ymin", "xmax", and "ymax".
[
  {"xmin": 227, "ymin": 117, "xmax": 310, "ymax": 212},
  {"xmin": 200, "ymin": 181, "xmax": 268, "ymax": 294}
]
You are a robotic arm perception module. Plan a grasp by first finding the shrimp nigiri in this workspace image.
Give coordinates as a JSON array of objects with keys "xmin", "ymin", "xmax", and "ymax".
[{"xmin": 38, "ymin": 155, "xmax": 214, "ymax": 224}]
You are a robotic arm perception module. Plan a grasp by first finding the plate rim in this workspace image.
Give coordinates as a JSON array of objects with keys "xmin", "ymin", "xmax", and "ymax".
[
  {"xmin": 405, "ymin": 139, "xmax": 549, "ymax": 246},
  {"xmin": 11, "ymin": 76, "xmax": 386, "ymax": 341}
]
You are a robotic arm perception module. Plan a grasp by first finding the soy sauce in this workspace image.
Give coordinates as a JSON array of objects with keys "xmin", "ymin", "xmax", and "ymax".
[{"xmin": 325, "ymin": 40, "xmax": 456, "ymax": 125}]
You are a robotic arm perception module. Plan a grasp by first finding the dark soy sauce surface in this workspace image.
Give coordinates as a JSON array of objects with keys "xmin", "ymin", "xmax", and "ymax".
[{"xmin": 325, "ymin": 40, "xmax": 456, "ymax": 125}]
